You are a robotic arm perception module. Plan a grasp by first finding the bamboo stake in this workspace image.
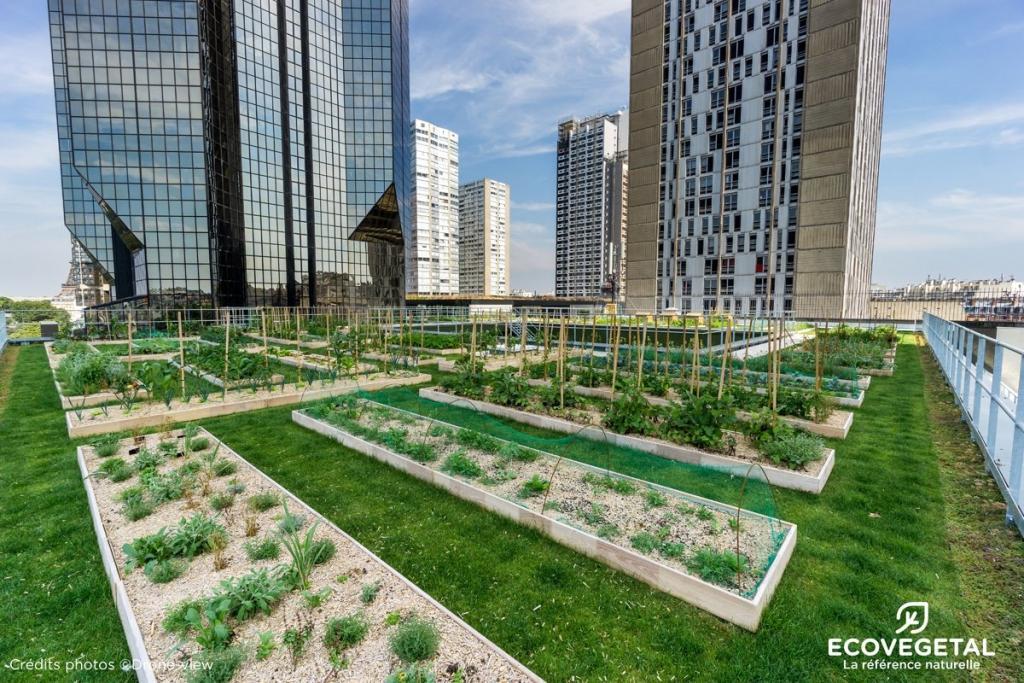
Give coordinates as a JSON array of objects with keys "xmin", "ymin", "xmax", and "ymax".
[
  {"xmin": 741, "ymin": 315, "xmax": 754, "ymax": 378},
  {"xmin": 295, "ymin": 313, "xmax": 304, "ymax": 382},
  {"xmin": 815, "ymin": 325, "xmax": 822, "ymax": 392},
  {"xmin": 770, "ymin": 318, "xmax": 778, "ymax": 413},
  {"xmin": 610, "ymin": 318, "xmax": 621, "ymax": 400},
  {"xmin": 261, "ymin": 309, "xmax": 269, "ymax": 369},
  {"xmin": 177, "ymin": 311, "xmax": 186, "ymax": 399},
  {"xmin": 691, "ymin": 322, "xmax": 701, "ymax": 395},
  {"xmin": 588, "ymin": 312, "xmax": 597, "ymax": 375},
  {"xmin": 327, "ymin": 310, "xmax": 335, "ymax": 372},
  {"xmin": 383, "ymin": 310, "xmax": 391, "ymax": 375},
  {"xmin": 354, "ymin": 310, "xmax": 361, "ymax": 373},
  {"xmin": 559, "ymin": 316, "xmax": 567, "ymax": 410},
  {"xmin": 127, "ymin": 311, "xmax": 134, "ymax": 374},
  {"xmin": 542, "ymin": 313, "xmax": 550, "ymax": 380},
  {"xmin": 504, "ymin": 312, "xmax": 510, "ymax": 360},
  {"xmin": 663, "ymin": 320, "xmax": 671, "ymax": 377},
  {"xmin": 469, "ymin": 317, "xmax": 477, "ymax": 373},
  {"xmin": 519, "ymin": 309, "xmax": 528, "ymax": 376},
  {"xmin": 223, "ymin": 311, "xmax": 230, "ymax": 397},
  {"xmin": 717, "ymin": 318, "xmax": 732, "ymax": 400},
  {"xmin": 636, "ymin": 322, "xmax": 647, "ymax": 386},
  {"xmin": 652, "ymin": 314, "xmax": 659, "ymax": 377},
  {"xmin": 623, "ymin": 317, "xmax": 631, "ymax": 377}
]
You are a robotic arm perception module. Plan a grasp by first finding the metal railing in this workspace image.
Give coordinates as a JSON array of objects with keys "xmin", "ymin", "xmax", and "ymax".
[
  {"xmin": 0, "ymin": 312, "xmax": 7, "ymax": 353},
  {"xmin": 923, "ymin": 313, "xmax": 1024, "ymax": 536}
]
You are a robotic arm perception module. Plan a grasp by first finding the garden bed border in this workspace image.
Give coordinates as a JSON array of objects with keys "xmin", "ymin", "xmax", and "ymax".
[
  {"xmin": 419, "ymin": 388, "xmax": 836, "ymax": 494},
  {"xmin": 65, "ymin": 372, "xmax": 431, "ymax": 438},
  {"xmin": 293, "ymin": 409, "xmax": 798, "ymax": 631},
  {"xmin": 76, "ymin": 451, "xmax": 157, "ymax": 683}
]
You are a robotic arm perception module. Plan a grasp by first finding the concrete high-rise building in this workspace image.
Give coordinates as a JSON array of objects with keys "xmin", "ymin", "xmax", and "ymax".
[
  {"xmin": 48, "ymin": 0, "xmax": 410, "ymax": 308},
  {"xmin": 555, "ymin": 112, "xmax": 629, "ymax": 301},
  {"xmin": 408, "ymin": 120, "xmax": 459, "ymax": 294},
  {"xmin": 459, "ymin": 179, "xmax": 510, "ymax": 296},
  {"xmin": 626, "ymin": 0, "xmax": 890, "ymax": 317}
]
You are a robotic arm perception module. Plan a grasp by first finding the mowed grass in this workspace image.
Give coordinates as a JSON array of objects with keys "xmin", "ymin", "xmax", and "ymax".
[
  {"xmin": 197, "ymin": 337, "xmax": 976, "ymax": 680},
  {"xmin": 0, "ymin": 346, "xmax": 133, "ymax": 681},
  {"xmin": 2, "ymin": 337, "xmax": 1020, "ymax": 680}
]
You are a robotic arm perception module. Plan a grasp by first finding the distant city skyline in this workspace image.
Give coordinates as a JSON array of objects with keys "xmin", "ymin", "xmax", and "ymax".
[{"xmin": 1, "ymin": 0, "xmax": 1023, "ymax": 298}]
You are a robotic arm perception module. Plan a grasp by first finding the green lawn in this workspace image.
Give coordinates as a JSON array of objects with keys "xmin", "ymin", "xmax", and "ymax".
[
  {"xmin": 1, "ymin": 339, "xmax": 1021, "ymax": 680},
  {"xmin": 0, "ymin": 346, "xmax": 133, "ymax": 682}
]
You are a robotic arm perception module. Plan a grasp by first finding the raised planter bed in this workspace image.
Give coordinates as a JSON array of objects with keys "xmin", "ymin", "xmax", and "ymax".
[
  {"xmin": 438, "ymin": 349, "xmax": 583, "ymax": 373},
  {"xmin": 294, "ymin": 404, "xmax": 797, "ymax": 631},
  {"xmin": 90, "ymin": 337, "xmax": 202, "ymax": 356},
  {"xmin": 363, "ymin": 351, "xmax": 441, "ymax": 367},
  {"xmin": 78, "ymin": 428, "xmax": 538, "ymax": 682},
  {"xmin": 568, "ymin": 358, "xmax": 868, "ymax": 400},
  {"xmin": 419, "ymin": 388, "xmax": 835, "ymax": 495},
  {"xmin": 65, "ymin": 372, "xmax": 431, "ymax": 438},
  {"xmin": 532, "ymin": 380, "xmax": 853, "ymax": 440},
  {"xmin": 237, "ymin": 347, "xmax": 377, "ymax": 375},
  {"xmin": 259, "ymin": 335, "xmax": 330, "ymax": 349},
  {"xmin": 167, "ymin": 358, "xmax": 282, "ymax": 390},
  {"xmin": 402, "ymin": 345, "xmax": 465, "ymax": 356},
  {"xmin": 56, "ymin": 381, "xmax": 152, "ymax": 410}
]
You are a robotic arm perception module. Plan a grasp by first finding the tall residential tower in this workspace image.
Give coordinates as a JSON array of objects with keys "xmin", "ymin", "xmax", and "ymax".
[
  {"xmin": 626, "ymin": 0, "xmax": 889, "ymax": 317},
  {"xmin": 459, "ymin": 179, "xmax": 510, "ymax": 296},
  {"xmin": 555, "ymin": 112, "xmax": 629, "ymax": 301},
  {"xmin": 408, "ymin": 120, "xmax": 460, "ymax": 294},
  {"xmin": 48, "ymin": 0, "xmax": 410, "ymax": 308}
]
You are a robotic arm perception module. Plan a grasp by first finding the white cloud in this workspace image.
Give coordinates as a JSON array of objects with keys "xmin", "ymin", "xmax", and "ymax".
[
  {"xmin": 410, "ymin": 1, "xmax": 629, "ymax": 159},
  {"xmin": 876, "ymin": 189, "xmax": 1024, "ymax": 251},
  {"xmin": 0, "ymin": 33, "xmax": 54, "ymax": 98},
  {"xmin": 512, "ymin": 200, "xmax": 555, "ymax": 212},
  {"xmin": 873, "ymin": 188, "xmax": 1024, "ymax": 285},
  {"xmin": 410, "ymin": 61, "xmax": 495, "ymax": 101},
  {"xmin": 510, "ymin": 234, "xmax": 555, "ymax": 293},
  {"xmin": 0, "ymin": 126, "xmax": 59, "ymax": 170},
  {"xmin": 883, "ymin": 102, "xmax": 1024, "ymax": 156},
  {"xmin": 512, "ymin": 221, "xmax": 550, "ymax": 237},
  {"xmin": 508, "ymin": 221, "xmax": 554, "ymax": 291},
  {"xmin": 516, "ymin": 0, "xmax": 629, "ymax": 27},
  {"xmin": 986, "ymin": 20, "xmax": 1024, "ymax": 40},
  {"xmin": 0, "ymin": 172, "xmax": 69, "ymax": 298}
]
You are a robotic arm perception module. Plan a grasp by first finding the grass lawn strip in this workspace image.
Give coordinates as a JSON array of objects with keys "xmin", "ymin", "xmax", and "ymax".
[
  {"xmin": 920, "ymin": 338, "xmax": 1024, "ymax": 681},
  {"xmin": 0, "ymin": 346, "xmax": 133, "ymax": 682}
]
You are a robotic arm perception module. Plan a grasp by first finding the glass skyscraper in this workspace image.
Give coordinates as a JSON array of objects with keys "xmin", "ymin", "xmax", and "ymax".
[{"xmin": 48, "ymin": 0, "xmax": 410, "ymax": 308}]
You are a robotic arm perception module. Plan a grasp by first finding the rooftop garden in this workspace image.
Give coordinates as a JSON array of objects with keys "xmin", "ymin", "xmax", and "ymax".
[{"xmin": 1, "ymin": 330, "xmax": 1022, "ymax": 681}]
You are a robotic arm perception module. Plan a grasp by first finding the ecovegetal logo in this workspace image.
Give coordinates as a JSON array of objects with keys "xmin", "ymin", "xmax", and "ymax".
[
  {"xmin": 827, "ymin": 601, "xmax": 994, "ymax": 673},
  {"xmin": 894, "ymin": 602, "xmax": 928, "ymax": 635}
]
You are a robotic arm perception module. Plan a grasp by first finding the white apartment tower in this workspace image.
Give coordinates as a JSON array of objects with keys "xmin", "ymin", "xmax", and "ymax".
[
  {"xmin": 626, "ymin": 0, "xmax": 890, "ymax": 317},
  {"xmin": 459, "ymin": 179, "xmax": 511, "ymax": 296},
  {"xmin": 555, "ymin": 112, "xmax": 629, "ymax": 300},
  {"xmin": 408, "ymin": 120, "xmax": 460, "ymax": 294}
]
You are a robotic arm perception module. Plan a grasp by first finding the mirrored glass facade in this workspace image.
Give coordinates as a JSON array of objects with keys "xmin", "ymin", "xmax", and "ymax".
[{"xmin": 48, "ymin": 0, "xmax": 409, "ymax": 308}]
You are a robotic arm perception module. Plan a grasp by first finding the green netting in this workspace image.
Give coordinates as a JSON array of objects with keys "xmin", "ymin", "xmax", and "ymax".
[{"xmin": 303, "ymin": 383, "xmax": 788, "ymax": 600}]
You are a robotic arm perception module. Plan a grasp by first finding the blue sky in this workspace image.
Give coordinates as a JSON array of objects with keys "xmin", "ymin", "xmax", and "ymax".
[{"xmin": 1, "ymin": 0, "xmax": 1022, "ymax": 297}]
